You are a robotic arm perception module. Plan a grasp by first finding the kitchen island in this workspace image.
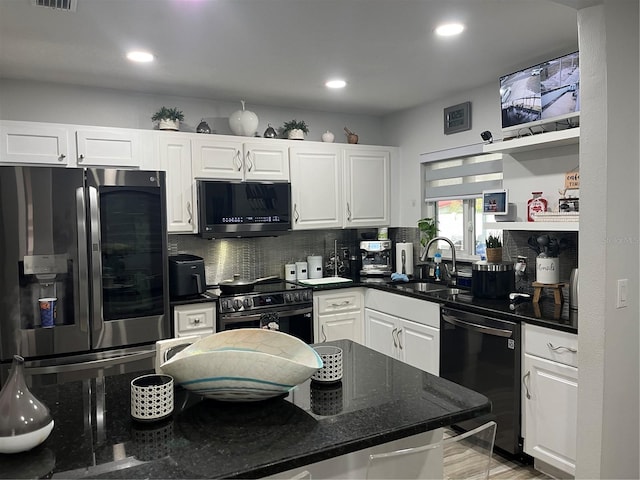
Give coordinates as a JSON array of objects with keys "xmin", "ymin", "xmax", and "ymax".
[{"xmin": 0, "ymin": 339, "xmax": 490, "ymax": 479}]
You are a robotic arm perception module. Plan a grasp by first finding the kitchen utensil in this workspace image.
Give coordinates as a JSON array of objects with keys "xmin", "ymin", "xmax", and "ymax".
[{"xmin": 218, "ymin": 274, "xmax": 279, "ymax": 294}]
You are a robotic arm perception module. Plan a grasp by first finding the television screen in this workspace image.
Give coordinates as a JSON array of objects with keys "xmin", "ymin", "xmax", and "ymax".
[{"xmin": 500, "ymin": 51, "xmax": 579, "ymax": 131}]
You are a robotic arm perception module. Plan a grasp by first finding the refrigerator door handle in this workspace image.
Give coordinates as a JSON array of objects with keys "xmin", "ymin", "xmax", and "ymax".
[
  {"xmin": 88, "ymin": 185, "xmax": 103, "ymax": 334},
  {"xmin": 76, "ymin": 187, "xmax": 90, "ymax": 333},
  {"xmin": 24, "ymin": 350, "xmax": 155, "ymax": 375}
]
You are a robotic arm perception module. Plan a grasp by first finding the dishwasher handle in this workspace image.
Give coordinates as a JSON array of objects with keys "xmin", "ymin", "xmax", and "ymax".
[{"xmin": 442, "ymin": 312, "xmax": 513, "ymax": 338}]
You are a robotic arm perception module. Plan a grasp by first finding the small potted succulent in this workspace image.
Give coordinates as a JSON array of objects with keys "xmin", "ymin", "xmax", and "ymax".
[
  {"xmin": 282, "ymin": 119, "xmax": 309, "ymax": 140},
  {"xmin": 485, "ymin": 234, "xmax": 503, "ymax": 262},
  {"xmin": 151, "ymin": 106, "xmax": 184, "ymax": 131}
]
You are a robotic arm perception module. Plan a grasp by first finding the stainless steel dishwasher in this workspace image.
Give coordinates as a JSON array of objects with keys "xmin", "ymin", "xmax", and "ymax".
[{"xmin": 440, "ymin": 306, "xmax": 523, "ymax": 458}]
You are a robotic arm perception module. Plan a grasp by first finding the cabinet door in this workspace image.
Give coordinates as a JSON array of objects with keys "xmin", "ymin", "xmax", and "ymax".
[
  {"xmin": 344, "ymin": 147, "xmax": 390, "ymax": 227},
  {"xmin": 523, "ymin": 353, "xmax": 578, "ymax": 475},
  {"xmin": 397, "ymin": 318, "xmax": 439, "ymax": 375},
  {"xmin": 192, "ymin": 137, "xmax": 244, "ymax": 179},
  {"xmin": 0, "ymin": 122, "xmax": 71, "ymax": 165},
  {"xmin": 243, "ymin": 141, "xmax": 289, "ymax": 181},
  {"xmin": 290, "ymin": 145, "xmax": 343, "ymax": 229},
  {"xmin": 76, "ymin": 128, "xmax": 141, "ymax": 168},
  {"xmin": 317, "ymin": 311, "xmax": 363, "ymax": 344},
  {"xmin": 159, "ymin": 135, "xmax": 196, "ymax": 233},
  {"xmin": 364, "ymin": 308, "xmax": 397, "ymax": 359}
]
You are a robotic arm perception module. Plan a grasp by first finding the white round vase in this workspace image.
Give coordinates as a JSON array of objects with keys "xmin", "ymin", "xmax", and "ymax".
[
  {"xmin": 287, "ymin": 129, "xmax": 306, "ymax": 140},
  {"xmin": 322, "ymin": 131, "xmax": 335, "ymax": 143},
  {"xmin": 229, "ymin": 100, "xmax": 259, "ymax": 136}
]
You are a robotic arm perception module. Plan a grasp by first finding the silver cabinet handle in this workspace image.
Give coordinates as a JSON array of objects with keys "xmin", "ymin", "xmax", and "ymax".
[
  {"xmin": 330, "ymin": 300, "xmax": 351, "ymax": 307},
  {"xmin": 187, "ymin": 201, "xmax": 192, "ymax": 224},
  {"xmin": 397, "ymin": 328, "xmax": 403, "ymax": 350},
  {"xmin": 234, "ymin": 150, "xmax": 243, "ymax": 171},
  {"xmin": 59, "ymin": 153, "xmax": 66, "ymax": 161},
  {"xmin": 346, "ymin": 202, "xmax": 351, "ymax": 222},
  {"xmin": 391, "ymin": 327, "xmax": 398, "ymax": 348},
  {"xmin": 523, "ymin": 371, "xmax": 531, "ymax": 399},
  {"xmin": 245, "ymin": 151, "xmax": 254, "ymax": 171},
  {"xmin": 547, "ymin": 342, "xmax": 577, "ymax": 353},
  {"xmin": 78, "ymin": 154, "xmax": 85, "ymax": 161},
  {"xmin": 321, "ymin": 324, "xmax": 327, "ymax": 342},
  {"xmin": 293, "ymin": 204, "xmax": 300, "ymax": 223}
]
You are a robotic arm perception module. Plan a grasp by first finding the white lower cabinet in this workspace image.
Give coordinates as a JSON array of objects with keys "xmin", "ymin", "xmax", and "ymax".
[
  {"xmin": 314, "ymin": 288, "xmax": 363, "ymax": 344},
  {"xmin": 364, "ymin": 290, "xmax": 440, "ymax": 375},
  {"xmin": 522, "ymin": 323, "xmax": 578, "ymax": 476},
  {"xmin": 173, "ymin": 302, "xmax": 216, "ymax": 338}
]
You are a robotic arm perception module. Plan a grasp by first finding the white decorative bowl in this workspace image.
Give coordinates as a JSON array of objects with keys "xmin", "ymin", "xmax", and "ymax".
[{"xmin": 159, "ymin": 329, "xmax": 322, "ymax": 402}]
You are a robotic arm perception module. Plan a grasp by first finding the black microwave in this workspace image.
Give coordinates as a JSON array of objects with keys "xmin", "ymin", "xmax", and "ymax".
[{"xmin": 197, "ymin": 180, "xmax": 291, "ymax": 238}]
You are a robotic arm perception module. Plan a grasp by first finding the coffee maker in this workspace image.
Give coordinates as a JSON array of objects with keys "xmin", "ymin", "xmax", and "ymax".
[{"xmin": 359, "ymin": 240, "xmax": 392, "ymax": 277}]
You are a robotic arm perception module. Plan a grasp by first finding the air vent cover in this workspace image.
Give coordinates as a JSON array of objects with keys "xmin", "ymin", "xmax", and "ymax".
[{"xmin": 32, "ymin": 0, "xmax": 77, "ymax": 12}]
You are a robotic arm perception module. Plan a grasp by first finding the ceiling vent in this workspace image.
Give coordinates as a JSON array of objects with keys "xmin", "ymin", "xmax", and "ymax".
[{"xmin": 31, "ymin": 0, "xmax": 77, "ymax": 12}]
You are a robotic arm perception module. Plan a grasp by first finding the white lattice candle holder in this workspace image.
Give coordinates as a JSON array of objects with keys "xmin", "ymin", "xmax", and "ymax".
[
  {"xmin": 131, "ymin": 374, "xmax": 174, "ymax": 422},
  {"xmin": 311, "ymin": 346, "xmax": 343, "ymax": 383}
]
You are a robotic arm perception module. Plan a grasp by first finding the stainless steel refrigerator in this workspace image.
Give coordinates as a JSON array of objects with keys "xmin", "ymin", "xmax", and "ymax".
[{"xmin": 0, "ymin": 167, "xmax": 170, "ymax": 383}]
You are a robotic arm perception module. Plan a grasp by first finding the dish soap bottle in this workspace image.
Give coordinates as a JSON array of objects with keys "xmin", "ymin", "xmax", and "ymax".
[
  {"xmin": 434, "ymin": 252, "xmax": 442, "ymax": 281},
  {"xmin": 527, "ymin": 191, "xmax": 548, "ymax": 222}
]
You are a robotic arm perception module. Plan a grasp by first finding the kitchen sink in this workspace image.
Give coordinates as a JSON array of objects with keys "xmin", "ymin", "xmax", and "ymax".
[{"xmin": 388, "ymin": 281, "xmax": 471, "ymax": 299}]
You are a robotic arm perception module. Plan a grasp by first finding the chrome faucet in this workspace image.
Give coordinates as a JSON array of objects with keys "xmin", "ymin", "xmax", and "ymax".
[{"xmin": 420, "ymin": 236, "xmax": 458, "ymax": 285}]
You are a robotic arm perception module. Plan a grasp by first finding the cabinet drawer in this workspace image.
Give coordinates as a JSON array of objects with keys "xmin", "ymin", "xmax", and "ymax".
[
  {"xmin": 174, "ymin": 303, "xmax": 216, "ymax": 337},
  {"xmin": 524, "ymin": 323, "xmax": 578, "ymax": 367},
  {"xmin": 365, "ymin": 289, "xmax": 440, "ymax": 329},
  {"xmin": 315, "ymin": 288, "xmax": 363, "ymax": 314}
]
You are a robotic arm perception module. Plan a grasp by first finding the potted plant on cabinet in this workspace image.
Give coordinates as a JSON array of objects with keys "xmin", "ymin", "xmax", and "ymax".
[
  {"xmin": 282, "ymin": 119, "xmax": 309, "ymax": 140},
  {"xmin": 485, "ymin": 234, "xmax": 503, "ymax": 262},
  {"xmin": 151, "ymin": 106, "xmax": 184, "ymax": 131}
]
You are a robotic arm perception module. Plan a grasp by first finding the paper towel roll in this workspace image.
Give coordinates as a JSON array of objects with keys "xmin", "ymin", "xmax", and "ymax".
[{"xmin": 395, "ymin": 243, "xmax": 414, "ymax": 275}]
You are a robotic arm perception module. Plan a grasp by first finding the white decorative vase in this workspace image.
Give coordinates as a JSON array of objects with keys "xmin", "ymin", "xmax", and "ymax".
[
  {"xmin": 287, "ymin": 129, "xmax": 305, "ymax": 140},
  {"xmin": 229, "ymin": 100, "xmax": 259, "ymax": 136},
  {"xmin": 158, "ymin": 119, "xmax": 180, "ymax": 131},
  {"xmin": 322, "ymin": 130, "xmax": 335, "ymax": 143}
]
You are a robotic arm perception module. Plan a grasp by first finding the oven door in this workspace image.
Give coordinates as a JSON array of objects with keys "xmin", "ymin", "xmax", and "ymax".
[{"xmin": 218, "ymin": 307, "xmax": 313, "ymax": 344}]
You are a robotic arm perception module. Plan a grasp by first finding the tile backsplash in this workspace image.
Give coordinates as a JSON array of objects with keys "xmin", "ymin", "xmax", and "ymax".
[{"xmin": 169, "ymin": 228, "xmax": 578, "ymax": 301}]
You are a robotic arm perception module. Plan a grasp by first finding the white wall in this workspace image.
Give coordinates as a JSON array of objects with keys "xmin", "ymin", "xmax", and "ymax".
[
  {"xmin": 576, "ymin": 2, "xmax": 639, "ymax": 478},
  {"xmin": 381, "ymin": 83, "xmax": 502, "ymax": 227},
  {"xmin": 0, "ymin": 78, "xmax": 385, "ymax": 145}
]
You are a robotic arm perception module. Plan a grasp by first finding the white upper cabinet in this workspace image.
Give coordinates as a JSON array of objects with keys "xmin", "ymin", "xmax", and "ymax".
[
  {"xmin": 75, "ymin": 128, "xmax": 145, "ymax": 168},
  {"xmin": 290, "ymin": 144, "xmax": 343, "ymax": 229},
  {"xmin": 290, "ymin": 143, "xmax": 393, "ymax": 230},
  {"xmin": 192, "ymin": 136, "xmax": 289, "ymax": 181},
  {"xmin": 0, "ymin": 121, "xmax": 72, "ymax": 166},
  {"xmin": 159, "ymin": 134, "xmax": 197, "ymax": 234},
  {"xmin": 343, "ymin": 146, "xmax": 390, "ymax": 227}
]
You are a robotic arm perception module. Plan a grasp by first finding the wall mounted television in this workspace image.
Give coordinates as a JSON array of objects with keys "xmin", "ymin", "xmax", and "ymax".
[{"xmin": 500, "ymin": 51, "xmax": 579, "ymax": 132}]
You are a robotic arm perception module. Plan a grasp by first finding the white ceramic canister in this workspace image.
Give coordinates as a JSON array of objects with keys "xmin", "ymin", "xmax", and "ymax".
[
  {"xmin": 307, "ymin": 256, "xmax": 323, "ymax": 279},
  {"xmin": 284, "ymin": 263, "xmax": 297, "ymax": 281},
  {"xmin": 536, "ymin": 254, "xmax": 559, "ymax": 284},
  {"xmin": 295, "ymin": 261, "xmax": 308, "ymax": 280}
]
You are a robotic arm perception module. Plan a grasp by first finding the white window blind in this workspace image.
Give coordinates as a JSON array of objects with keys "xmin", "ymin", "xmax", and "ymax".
[{"xmin": 423, "ymin": 153, "xmax": 503, "ymax": 202}]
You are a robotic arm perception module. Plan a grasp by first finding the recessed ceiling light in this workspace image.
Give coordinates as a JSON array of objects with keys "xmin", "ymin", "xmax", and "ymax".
[
  {"xmin": 325, "ymin": 79, "xmax": 347, "ymax": 89},
  {"xmin": 435, "ymin": 23, "xmax": 465, "ymax": 37},
  {"xmin": 126, "ymin": 51, "xmax": 155, "ymax": 63}
]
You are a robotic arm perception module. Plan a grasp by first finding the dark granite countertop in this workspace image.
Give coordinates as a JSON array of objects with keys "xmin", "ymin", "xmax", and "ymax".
[
  {"xmin": 306, "ymin": 278, "xmax": 578, "ymax": 334},
  {"xmin": 0, "ymin": 340, "xmax": 490, "ymax": 479}
]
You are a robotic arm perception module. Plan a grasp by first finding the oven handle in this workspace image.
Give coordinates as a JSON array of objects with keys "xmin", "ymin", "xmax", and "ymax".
[
  {"xmin": 220, "ymin": 307, "xmax": 312, "ymax": 322},
  {"xmin": 442, "ymin": 313, "xmax": 513, "ymax": 338}
]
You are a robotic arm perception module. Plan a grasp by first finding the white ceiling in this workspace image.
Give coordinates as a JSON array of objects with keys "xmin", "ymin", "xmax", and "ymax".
[{"xmin": 0, "ymin": 0, "xmax": 579, "ymax": 116}]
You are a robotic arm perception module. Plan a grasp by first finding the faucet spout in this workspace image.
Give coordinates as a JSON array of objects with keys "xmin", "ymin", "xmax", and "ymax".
[{"xmin": 420, "ymin": 236, "xmax": 457, "ymax": 284}]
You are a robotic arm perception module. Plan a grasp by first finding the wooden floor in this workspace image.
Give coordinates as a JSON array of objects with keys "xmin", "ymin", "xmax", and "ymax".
[{"xmin": 442, "ymin": 429, "xmax": 552, "ymax": 480}]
